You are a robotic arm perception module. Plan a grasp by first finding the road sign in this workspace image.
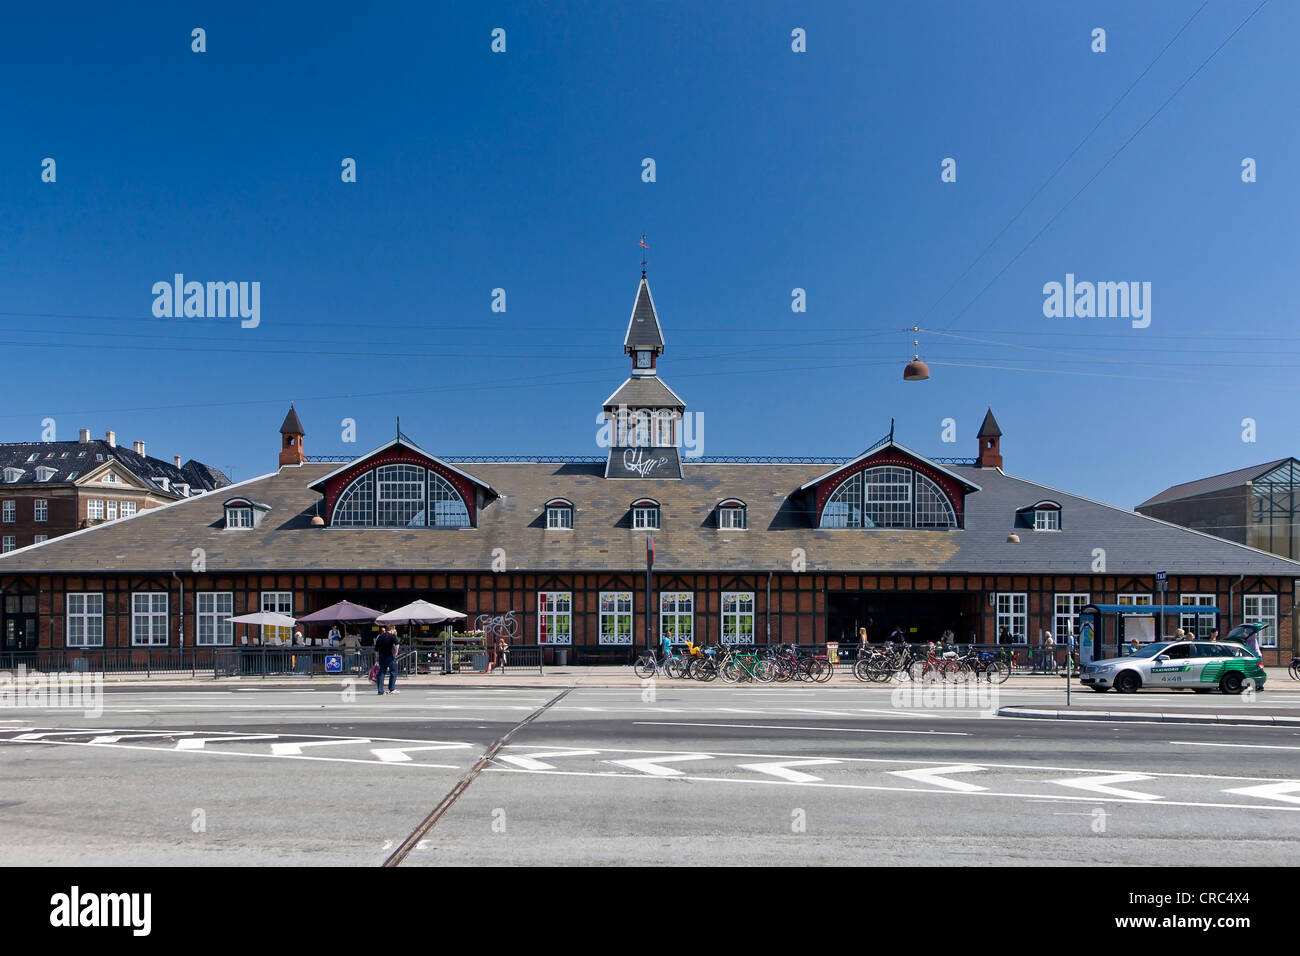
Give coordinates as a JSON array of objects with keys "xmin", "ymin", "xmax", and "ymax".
[
  {"xmin": 1155, "ymin": 570, "xmax": 1167, "ymax": 583},
  {"xmin": 325, "ymin": 655, "xmax": 342, "ymax": 673}
]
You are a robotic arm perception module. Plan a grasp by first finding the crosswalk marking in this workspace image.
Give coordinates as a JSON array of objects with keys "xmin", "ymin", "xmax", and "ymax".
[
  {"xmin": 370, "ymin": 743, "xmax": 473, "ymax": 763},
  {"xmin": 735, "ymin": 758, "xmax": 841, "ymax": 783},
  {"xmin": 496, "ymin": 749, "xmax": 601, "ymax": 771},
  {"xmin": 889, "ymin": 764, "xmax": 989, "ymax": 792},
  {"xmin": 1048, "ymin": 773, "xmax": 1162, "ymax": 802},
  {"xmin": 271, "ymin": 738, "xmax": 371, "ymax": 756},
  {"xmin": 605, "ymin": 754, "xmax": 714, "ymax": 777}
]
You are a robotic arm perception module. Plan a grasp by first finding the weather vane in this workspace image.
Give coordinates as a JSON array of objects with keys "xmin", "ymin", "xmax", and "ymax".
[{"xmin": 639, "ymin": 234, "xmax": 648, "ymax": 274}]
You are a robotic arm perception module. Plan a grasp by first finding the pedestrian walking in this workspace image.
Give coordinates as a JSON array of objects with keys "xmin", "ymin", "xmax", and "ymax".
[
  {"xmin": 374, "ymin": 625, "xmax": 400, "ymax": 695},
  {"xmin": 858, "ymin": 626, "xmax": 869, "ymax": 660},
  {"xmin": 496, "ymin": 635, "xmax": 510, "ymax": 672}
]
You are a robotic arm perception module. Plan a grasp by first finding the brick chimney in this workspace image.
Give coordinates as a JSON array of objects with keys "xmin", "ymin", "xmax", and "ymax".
[
  {"xmin": 976, "ymin": 408, "xmax": 1003, "ymax": 469},
  {"xmin": 105, "ymin": 430, "xmax": 116, "ymax": 448},
  {"xmin": 278, "ymin": 404, "xmax": 306, "ymax": 467},
  {"xmin": 133, "ymin": 440, "xmax": 146, "ymax": 456}
]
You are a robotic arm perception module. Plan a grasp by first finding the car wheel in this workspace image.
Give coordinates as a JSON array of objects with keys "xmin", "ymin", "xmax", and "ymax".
[
  {"xmin": 1220, "ymin": 671, "xmax": 1245, "ymax": 695},
  {"xmin": 1113, "ymin": 671, "xmax": 1141, "ymax": 694}
]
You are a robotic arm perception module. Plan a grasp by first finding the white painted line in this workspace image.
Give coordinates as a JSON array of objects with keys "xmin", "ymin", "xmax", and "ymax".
[
  {"xmin": 271, "ymin": 738, "xmax": 371, "ymax": 755},
  {"xmin": 605, "ymin": 754, "xmax": 714, "ymax": 777},
  {"xmin": 1170, "ymin": 741, "xmax": 1300, "ymax": 751},
  {"xmin": 735, "ymin": 758, "xmax": 841, "ymax": 783},
  {"xmin": 1223, "ymin": 782, "xmax": 1300, "ymax": 805},
  {"xmin": 1049, "ymin": 773, "xmax": 1162, "ymax": 801},
  {"xmin": 89, "ymin": 732, "xmax": 194, "ymax": 744},
  {"xmin": 370, "ymin": 743, "xmax": 474, "ymax": 763},
  {"xmin": 176, "ymin": 735, "xmax": 279, "ymax": 750},
  {"xmin": 495, "ymin": 749, "xmax": 601, "ymax": 771},
  {"xmin": 636, "ymin": 720, "xmax": 968, "ymax": 737},
  {"xmin": 889, "ymin": 765, "xmax": 988, "ymax": 792}
]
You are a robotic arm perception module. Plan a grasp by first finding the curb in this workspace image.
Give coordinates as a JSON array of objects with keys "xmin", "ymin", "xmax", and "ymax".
[{"xmin": 997, "ymin": 705, "xmax": 1300, "ymax": 726}]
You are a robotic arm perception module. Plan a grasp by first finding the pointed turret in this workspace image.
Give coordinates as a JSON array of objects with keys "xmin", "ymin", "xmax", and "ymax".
[
  {"xmin": 279, "ymin": 404, "xmax": 306, "ymax": 467},
  {"xmin": 624, "ymin": 274, "xmax": 665, "ymax": 374},
  {"xmin": 976, "ymin": 408, "xmax": 1002, "ymax": 469}
]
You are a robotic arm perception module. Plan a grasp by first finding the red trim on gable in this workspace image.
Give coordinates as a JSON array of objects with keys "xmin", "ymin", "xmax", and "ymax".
[
  {"xmin": 320, "ymin": 447, "xmax": 477, "ymax": 525},
  {"xmin": 811, "ymin": 449, "xmax": 965, "ymax": 527}
]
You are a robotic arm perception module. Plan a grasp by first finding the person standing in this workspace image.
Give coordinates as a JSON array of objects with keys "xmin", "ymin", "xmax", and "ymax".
[
  {"xmin": 374, "ymin": 626, "xmax": 400, "ymax": 695},
  {"xmin": 328, "ymin": 624, "xmax": 341, "ymax": 647},
  {"xmin": 1208, "ymin": 627, "xmax": 1221, "ymax": 642},
  {"xmin": 496, "ymin": 635, "xmax": 510, "ymax": 672}
]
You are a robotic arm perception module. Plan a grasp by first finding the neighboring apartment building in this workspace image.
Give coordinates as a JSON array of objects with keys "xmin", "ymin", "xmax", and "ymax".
[
  {"xmin": 1137, "ymin": 459, "xmax": 1300, "ymax": 560},
  {"xmin": 0, "ymin": 429, "xmax": 230, "ymax": 553}
]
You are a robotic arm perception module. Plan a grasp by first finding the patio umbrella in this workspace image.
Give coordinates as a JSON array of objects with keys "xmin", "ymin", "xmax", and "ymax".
[
  {"xmin": 375, "ymin": 600, "xmax": 466, "ymax": 625},
  {"xmin": 228, "ymin": 610, "xmax": 298, "ymax": 646},
  {"xmin": 296, "ymin": 600, "xmax": 382, "ymax": 624}
]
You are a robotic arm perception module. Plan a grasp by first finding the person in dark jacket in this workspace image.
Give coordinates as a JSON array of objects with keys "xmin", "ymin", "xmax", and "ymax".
[{"xmin": 374, "ymin": 626, "xmax": 400, "ymax": 695}]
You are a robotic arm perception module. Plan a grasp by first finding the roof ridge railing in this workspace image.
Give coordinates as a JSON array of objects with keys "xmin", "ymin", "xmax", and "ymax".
[{"xmin": 303, "ymin": 454, "xmax": 978, "ymax": 465}]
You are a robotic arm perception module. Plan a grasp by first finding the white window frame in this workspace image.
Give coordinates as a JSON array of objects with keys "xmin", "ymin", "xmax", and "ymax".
[
  {"xmin": 34, "ymin": 499, "xmax": 47, "ymax": 522},
  {"xmin": 720, "ymin": 591, "xmax": 755, "ymax": 645},
  {"xmin": 1243, "ymin": 594, "xmax": 1278, "ymax": 647},
  {"xmin": 546, "ymin": 505, "xmax": 573, "ymax": 530},
  {"xmin": 1053, "ymin": 593, "xmax": 1090, "ymax": 641},
  {"xmin": 1117, "ymin": 593, "xmax": 1152, "ymax": 606},
  {"xmin": 659, "ymin": 591, "xmax": 694, "ymax": 645},
  {"xmin": 106, "ymin": 500, "xmax": 118, "ymax": 520},
  {"xmin": 132, "ymin": 592, "xmax": 169, "ymax": 646},
  {"xmin": 1179, "ymin": 593, "xmax": 1216, "ymax": 639},
  {"xmin": 1, "ymin": 536, "xmax": 14, "ymax": 553},
  {"xmin": 633, "ymin": 504, "xmax": 660, "ymax": 530},
  {"xmin": 995, "ymin": 593, "xmax": 1027, "ymax": 641},
  {"xmin": 34, "ymin": 534, "xmax": 47, "ymax": 543},
  {"xmin": 87, "ymin": 499, "xmax": 104, "ymax": 520},
  {"xmin": 261, "ymin": 591, "xmax": 293, "ymax": 644},
  {"xmin": 1, "ymin": 501, "xmax": 13, "ymax": 523},
  {"xmin": 226, "ymin": 507, "xmax": 254, "ymax": 529},
  {"xmin": 598, "ymin": 591, "xmax": 633, "ymax": 645},
  {"xmin": 102, "ymin": 473, "xmax": 119, "ymax": 483},
  {"xmin": 537, "ymin": 591, "xmax": 572, "ymax": 645},
  {"xmin": 1034, "ymin": 509, "xmax": 1061, "ymax": 531},
  {"xmin": 66, "ymin": 592, "xmax": 104, "ymax": 647},
  {"xmin": 197, "ymin": 592, "xmax": 234, "ymax": 646},
  {"xmin": 718, "ymin": 506, "xmax": 747, "ymax": 530},
  {"xmin": 121, "ymin": 501, "xmax": 137, "ymax": 517}
]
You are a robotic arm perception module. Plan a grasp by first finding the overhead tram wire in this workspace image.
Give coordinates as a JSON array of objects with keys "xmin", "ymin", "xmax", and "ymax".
[
  {"xmin": 934, "ymin": 0, "xmax": 1272, "ymax": 334},
  {"xmin": 912, "ymin": 0, "xmax": 1212, "ymax": 328}
]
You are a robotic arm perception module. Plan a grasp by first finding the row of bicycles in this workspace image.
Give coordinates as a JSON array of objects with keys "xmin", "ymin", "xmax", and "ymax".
[
  {"xmin": 852, "ymin": 641, "xmax": 1011, "ymax": 683},
  {"xmin": 634, "ymin": 642, "xmax": 834, "ymax": 682}
]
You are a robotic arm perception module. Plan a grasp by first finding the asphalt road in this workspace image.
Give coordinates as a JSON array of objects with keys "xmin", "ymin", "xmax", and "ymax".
[{"xmin": 3, "ymin": 681, "xmax": 1300, "ymax": 865}]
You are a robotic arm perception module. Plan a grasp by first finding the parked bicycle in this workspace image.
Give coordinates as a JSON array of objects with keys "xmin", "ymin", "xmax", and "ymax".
[{"xmin": 1289, "ymin": 657, "xmax": 1300, "ymax": 681}]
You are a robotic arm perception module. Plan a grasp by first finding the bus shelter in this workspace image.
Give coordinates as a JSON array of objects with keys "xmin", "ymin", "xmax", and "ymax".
[{"xmin": 1077, "ymin": 604, "xmax": 1221, "ymax": 664}]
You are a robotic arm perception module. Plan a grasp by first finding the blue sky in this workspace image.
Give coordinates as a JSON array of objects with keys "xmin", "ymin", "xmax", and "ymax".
[{"xmin": 1, "ymin": 0, "xmax": 1295, "ymax": 508}]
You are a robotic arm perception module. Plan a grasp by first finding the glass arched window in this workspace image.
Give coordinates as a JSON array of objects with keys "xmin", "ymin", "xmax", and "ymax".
[
  {"xmin": 820, "ymin": 467, "xmax": 956, "ymax": 529},
  {"xmin": 332, "ymin": 466, "xmax": 469, "ymax": 527}
]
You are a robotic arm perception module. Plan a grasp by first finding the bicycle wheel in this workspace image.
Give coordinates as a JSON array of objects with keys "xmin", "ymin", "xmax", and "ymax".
[
  {"xmin": 1290, "ymin": 659, "xmax": 1300, "ymax": 681},
  {"xmin": 720, "ymin": 659, "xmax": 740, "ymax": 683},
  {"xmin": 755, "ymin": 659, "xmax": 777, "ymax": 683},
  {"xmin": 633, "ymin": 656, "xmax": 656, "ymax": 679},
  {"xmin": 942, "ymin": 661, "xmax": 972, "ymax": 683},
  {"xmin": 814, "ymin": 659, "xmax": 833, "ymax": 683},
  {"xmin": 853, "ymin": 658, "xmax": 874, "ymax": 682},
  {"xmin": 694, "ymin": 657, "xmax": 717, "ymax": 681},
  {"xmin": 984, "ymin": 661, "xmax": 1010, "ymax": 684}
]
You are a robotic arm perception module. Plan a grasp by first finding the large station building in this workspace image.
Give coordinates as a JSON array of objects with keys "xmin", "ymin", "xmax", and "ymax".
[{"xmin": 1, "ymin": 273, "xmax": 1298, "ymax": 663}]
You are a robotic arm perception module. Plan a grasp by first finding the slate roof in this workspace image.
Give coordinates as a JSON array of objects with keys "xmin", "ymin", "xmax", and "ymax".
[
  {"xmin": 623, "ymin": 275, "xmax": 665, "ymax": 352},
  {"xmin": 280, "ymin": 405, "xmax": 305, "ymax": 435},
  {"xmin": 1137, "ymin": 459, "xmax": 1292, "ymax": 508},
  {"xmin": 602, "ymin": 376, "xmax": 687, "ymax": 409},
  {"xmin": 0, "ymin": 441, "xmax": 230, "ymax": 495},
  {"xmin": 978, "ymin": 409, "xmax": 1002, "ymax": 438},
  {"xmin": 3, "ymin": 460, "xmax": 1298, "ymax": 577}
]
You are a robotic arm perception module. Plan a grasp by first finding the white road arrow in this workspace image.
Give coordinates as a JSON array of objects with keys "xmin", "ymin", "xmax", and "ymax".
[
  {"xmin": 1049, "ymin": 773, "xmax": 1162, "ymax": 801},
  {"xmin": 271, "ymin": 738, "xmax": 370, "ymax": 756},
  {"xmin": 370, "ymin": 743, "xmax": 473, "ymax": 763},
  {"xmin": 606, "ymin": 754, "xmax": 714, "ymax": 777},
  {"xmin": 1223, "ymin": 781, "xmax": 1300, "ymax": 805},
  {"xmin": 89, "ymin": 732, "xmax": 194, "ymax": 744},
  {"xmin": 889, "ymin": 764, "xmax": 989, "ymax": 792},
  {"xmin": 495, "ymin": 749, "xmax": 600, "ymax": 771},
  {"xmin": 176, "ymin": 735, "xmax": 279, "ymax": 750},
  {"xmin": 736, "ymin": 758, "xmax": 841, "ymax": 782}
]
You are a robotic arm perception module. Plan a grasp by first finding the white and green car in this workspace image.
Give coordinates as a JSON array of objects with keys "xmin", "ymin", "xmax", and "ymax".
[{"xmin": 1080, "ymin": 640, "xmax": 1266, "ymax": 694}]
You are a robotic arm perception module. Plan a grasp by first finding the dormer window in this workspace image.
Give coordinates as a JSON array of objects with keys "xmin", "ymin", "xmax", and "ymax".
[
  {"xmin": 36, "ymin": 466, "xmax": 57, "ymax": 482},
  {"xmin": 545, "ymin": 499, "xmax": 574, "ymax": 529},
  {"xmin": 717, "ymin": 500, "xmax": 747, "ymax": 530},
  {"xmin": 224, "ymin": 497, "xmax": 269, "ymax": 529},
  {"xmin": 632, "ymin": 499, "xmax": 660, "ymax": 530},
  {"xmin": 25, "ymin": 454, "xmax": 37, "ymax": 463},
  {"xmin": 1019, "ymin": 500, "xmax": 1063, "ymax": 531},
  {"xmin": 3, "ymin": 468, "xmax": 23, "ymax": 483}
]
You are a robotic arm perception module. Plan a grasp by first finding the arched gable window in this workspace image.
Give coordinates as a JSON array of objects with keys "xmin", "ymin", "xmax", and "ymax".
[
  {"xmin": 717, "ymin": 499, "xmax": 747, "ymax": 530},
  {"xmin": 632, "ymin": 499, "xmax": 660, "ymax": 530},
  {"xmin": 821, "ymin": 466, "xmax": 956, "ymax": 529},
  {"xmin": 332, "ymin": 465, "xmax": 469, "ymax": 527},
  {"xmin": 545, "ymin": 498, "xmax": 574, "ymax": 529}
]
